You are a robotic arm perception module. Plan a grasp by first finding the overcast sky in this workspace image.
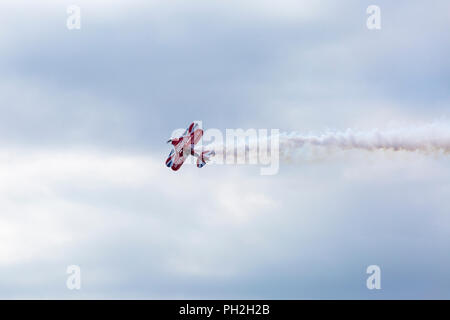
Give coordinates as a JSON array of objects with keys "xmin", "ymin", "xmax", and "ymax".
[{"xmin": 0, "ymin": 0, "xmax": 450, "ymax": 298}]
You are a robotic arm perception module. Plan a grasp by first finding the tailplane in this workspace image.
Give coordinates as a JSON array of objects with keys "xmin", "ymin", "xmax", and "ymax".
[{"xmin": 196, "ymin": 150, "xmax": 215, "ymax": 168}]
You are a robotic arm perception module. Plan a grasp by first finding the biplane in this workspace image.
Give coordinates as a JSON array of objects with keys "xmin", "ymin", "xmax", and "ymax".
[{"xmin": 166, "ymin": 122, "xmax": 215, "ymax": 171}]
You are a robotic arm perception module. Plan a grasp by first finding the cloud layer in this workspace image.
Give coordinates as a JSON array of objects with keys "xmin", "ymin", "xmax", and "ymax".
[{"xmin": 0, "ymin": 0, "xmax": 450, "ymax": 298}]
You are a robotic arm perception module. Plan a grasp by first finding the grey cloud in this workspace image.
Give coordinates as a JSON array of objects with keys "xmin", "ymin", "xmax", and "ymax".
[{"xmin": 0, "ymin": 0, "xmax": 450, "ymax": 299}]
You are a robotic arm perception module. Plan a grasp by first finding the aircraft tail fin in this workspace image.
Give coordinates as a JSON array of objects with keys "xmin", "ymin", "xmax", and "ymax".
[{"xmin": 196, "ymin": 150, "xmax": 215, "ymax": 168}]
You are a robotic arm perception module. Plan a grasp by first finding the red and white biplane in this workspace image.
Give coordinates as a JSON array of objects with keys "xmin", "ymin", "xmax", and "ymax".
[{"xmin": 165, "ymin": 122, "xmax": 215, "ymax": 171}]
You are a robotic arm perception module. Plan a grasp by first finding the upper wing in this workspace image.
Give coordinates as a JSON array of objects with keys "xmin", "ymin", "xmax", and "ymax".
[
  {"xmin": 188, "ymin": 122, "xmax": 199, "ymax": 134},
  {"xmin": 182, "ymin": 122, "xmax": 200, "ymax": 137}
]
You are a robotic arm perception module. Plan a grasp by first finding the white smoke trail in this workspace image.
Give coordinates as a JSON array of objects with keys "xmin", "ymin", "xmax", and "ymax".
[
  {"xmin": 280, "ymin": 123, "xmax": 450, "ymax": 153},
  {"xmin": 207, "ymin": 123, "xmax": 450, "ymax": 164}
]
